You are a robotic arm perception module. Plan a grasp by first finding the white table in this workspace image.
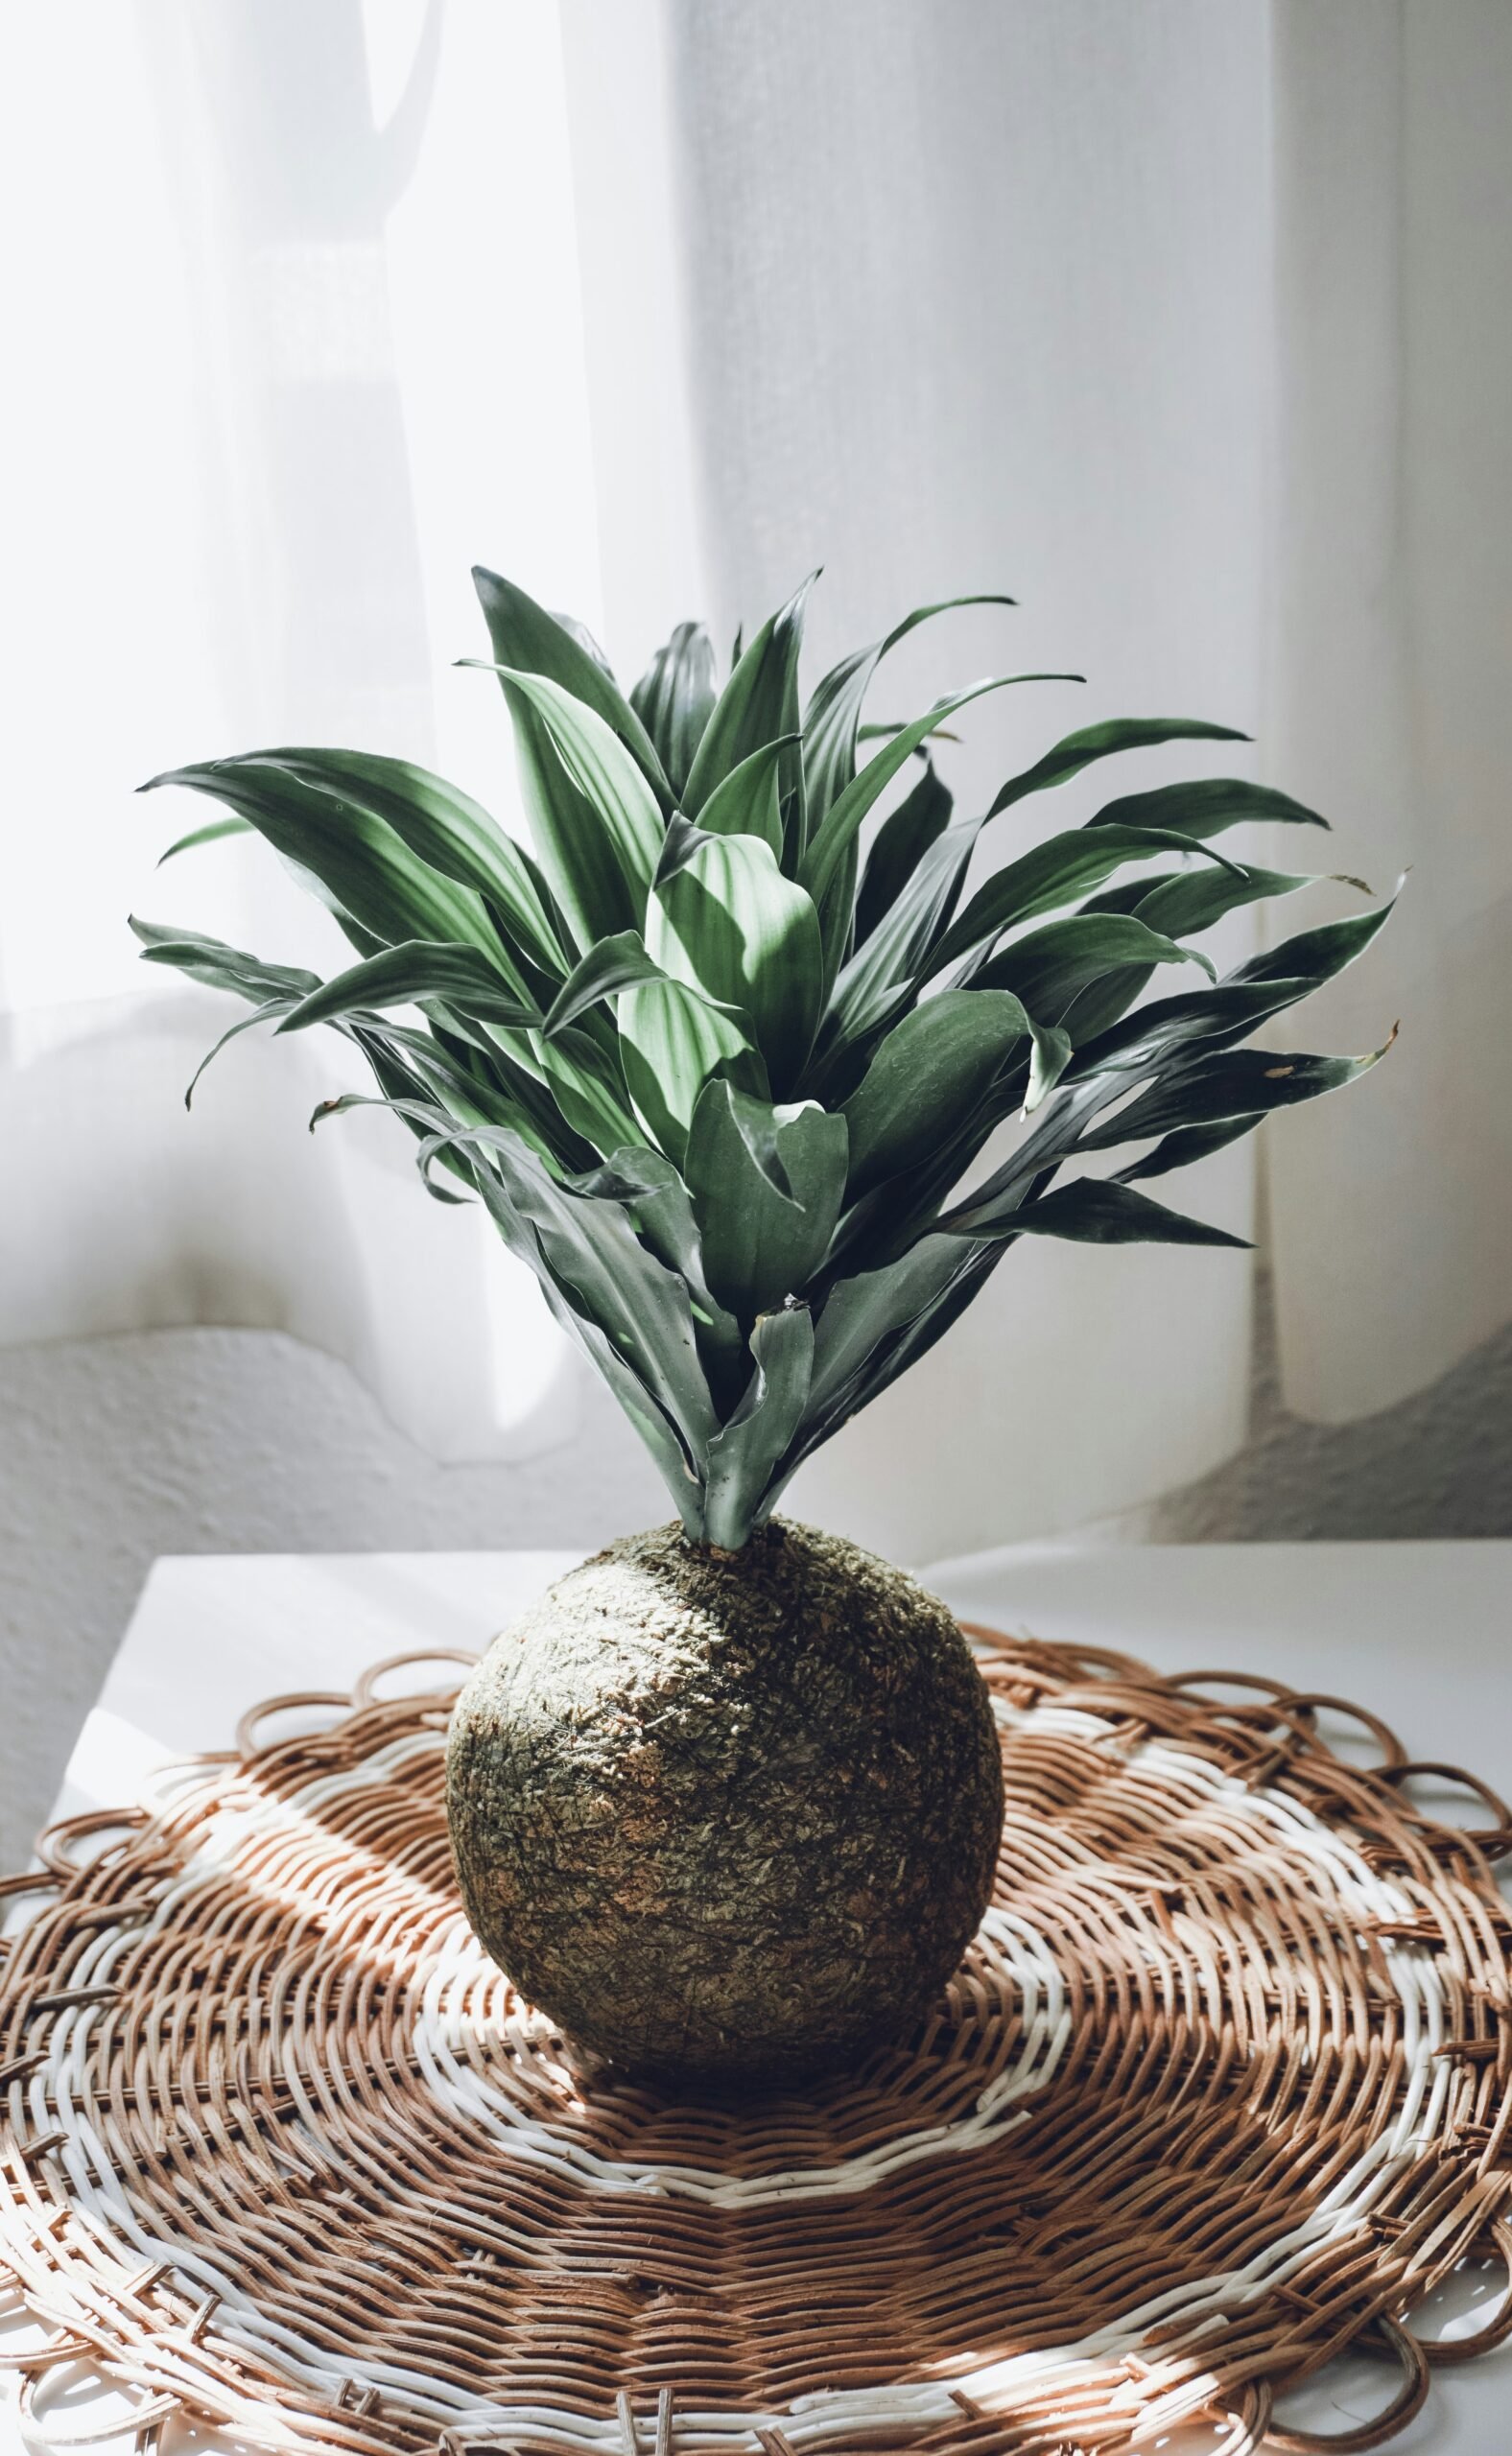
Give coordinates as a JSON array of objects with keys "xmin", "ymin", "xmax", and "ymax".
[{"xmin": 24, "ymin": 1543, "xmax": 1512, "ymax": 2452}]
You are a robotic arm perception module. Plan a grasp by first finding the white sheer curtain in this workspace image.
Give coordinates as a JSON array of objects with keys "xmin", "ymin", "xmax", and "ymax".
[
  {"xmin": 4, "ymin": 1, "xmax": 1506, "ymax": 1556},
  {"xmin": 1, "ymin": 0, "xmax": 610, "ymax": 1461}
]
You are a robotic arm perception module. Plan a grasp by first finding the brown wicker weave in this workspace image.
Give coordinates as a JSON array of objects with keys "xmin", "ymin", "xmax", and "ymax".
[{"xmin": 1, "ymin": 1624, "xmax": 1510, "ymax": 2456}]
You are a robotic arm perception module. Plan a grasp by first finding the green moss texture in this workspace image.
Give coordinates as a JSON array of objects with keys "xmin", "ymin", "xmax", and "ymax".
[{"xmin": 446, "ymin": 1519, "xmax": 1004, "ymax": 2083}]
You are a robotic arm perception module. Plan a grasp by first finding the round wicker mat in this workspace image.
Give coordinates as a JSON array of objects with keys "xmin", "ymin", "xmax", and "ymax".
[{"xmin": 2, "ymin": 1626, "xmax": 1511, "ymax": 2456}]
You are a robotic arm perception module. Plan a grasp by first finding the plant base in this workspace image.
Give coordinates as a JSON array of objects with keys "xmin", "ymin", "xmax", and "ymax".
[{"xmin": 445, "ymin": 1519, "xmax": 1004, "ymax": 2083}]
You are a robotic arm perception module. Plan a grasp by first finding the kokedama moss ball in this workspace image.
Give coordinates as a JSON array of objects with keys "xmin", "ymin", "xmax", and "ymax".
[{"xmin": 446, "ymin": 1519, "xmax": 1004, "ymax": 2084}]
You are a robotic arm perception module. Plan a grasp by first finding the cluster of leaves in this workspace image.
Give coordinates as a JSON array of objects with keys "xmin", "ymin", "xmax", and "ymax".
[{"xmin": 136, "ymin": 569, "xmax": 1392, "ymax": 1546}]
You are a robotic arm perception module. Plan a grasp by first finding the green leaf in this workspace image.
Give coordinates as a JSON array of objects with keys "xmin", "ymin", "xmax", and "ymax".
[
  {"xmin": 987, "ymin": 717, "xmax": 1250, "ymax": 818},
  {"xmin": 568, "ymin": 1145, "xmax": 744, "ymax": 1400},
  {"xmin": 682, "ymin": 574, "xmax": 815, "ymax": 825},
  {"xmin": 927, "ymin": 825, "xmax": 1242, "ymax": 979},
  {"xmin": 1087, "ymin": 776, "xmax": 1327, "ymax": 839},
  {"xmin": 472, "ymin": 565, "xmax": 670, "ymax": 797},
  {"xmin": 130, "ymin": 915, "xmax": 321, "ymax": 1006},
  {"xmin": 700, "ymin": 1304, "xmax": 815, "ymax": 1549},
  {"xmin": 1067, "ymin": 893, "xmax": 1398, "ymax": 1083},
  {"xmin": 939, "ymin": 1176, "xmax": 1251, "ymax": 1247},
  {"xmin": 853, "ymin": 756, "xmax": 954, "ymax": 945},
  {"xmin": 841, "ymin": 990, "xmax": 1029, "ymax": 1197},
  {"xmin": 1065, "ymin": 980, "xmax": 1313, "ymax": 1083},
  {"xmin": 629, "ymin": 621, "xmax": 717, "ymax": 798},
  {"xmin": 156, "ymin": 815, "xmax": 253, "ymax": 865},
  {"xmin": 517, "ymin": 1022, "xmax": 637, "ymax": 1160},
  {"xmin": 816, "ymin": 816, "xmax": 984, "ymax": 1086},
  {"xmin": 540, "ymin": 930, "xmax": 741, "ymax": 1041},
  {"xmin": 1115, "ymin": 1113, "xmax": 1265, "ymax": 1185},
  {"xmin": 1089, "ymin": 862, "xmax": 1326, "ymax": 940},
  {"xmin": 684, "ymin": 1082, "xmax": 848, "ymax": 1321},
  {"xmin": 275, "ymin": 941, "xmax": 537, "ymax": 1035},
  {"xmin": 1228, "ymin": 894, "xmax": 1399, "ymax": 991},
  {"xmin": 802, "ymin": 593, "xmax": 1018, "ymax": 829},
  {"xmin": 417, "ymin": 1119, "xmax": 720, "ymax": 1474},
  {"xmin": 538, "ymin": 1270, "xmax": 704, "ymax": 1532},
  {"xmin": 181, "ymin": 998, "xmax": 299, "ymax": 1107},
  {"xmin": 805, "ymin": 1234, "xmax": 971, "ymax": 1429},
  {"xmin": 619, "ymin": 980, "xmax": 765, "ymax": 1166},
  {"xmin": 801, "ymin": 674, "xmax": 1082, "ymax": 933},
  {"xmin": 970, "ymin": 913, "xmax": 1215, "ymax": 1019},
  {"xmin": 140, "ymin": 758, "xmax": 496, "ymax": 956},
  {"xmin": 1076, "ymin": 1039, "xmax": 1395, "ymax": 1149},
  {"xmin": 552, "ymin": 610, "xmax": 617, "ymax": 677},
  {"xmin": 1051, "ymin": 960, "xmax": 1161, "ymax": 1051},
  {"xmin": 364, "ymin": 1016, "xmax": 594, "ymax": 1171},
  {"xmin": 474, "ymin": 666, "xmax": 666, "ymax": 953},
  {"xmin": 258, "ymin": 747, "xmax": 568, "ymax": 980},
  {"xmin": 647, "ymin": 827, "xmax": 823, "ymax": 1093},
  {"xmin": 694, "ymin": 736, "xmax": 793, "ymax": 860}
]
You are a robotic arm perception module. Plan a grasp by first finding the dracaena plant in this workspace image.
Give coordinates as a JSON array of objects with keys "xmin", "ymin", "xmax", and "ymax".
[{"xmin": 136, "ymin": 570, "xmax": 1392, "ymax": 1550}]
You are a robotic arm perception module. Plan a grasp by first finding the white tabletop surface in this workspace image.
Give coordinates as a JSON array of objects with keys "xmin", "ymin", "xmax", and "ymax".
[{"xmin": 19, "ymin": 1541, "xmax": 1512, "ymax": 2452}]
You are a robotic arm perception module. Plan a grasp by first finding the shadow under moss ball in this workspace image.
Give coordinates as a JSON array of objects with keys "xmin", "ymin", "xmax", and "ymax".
[{"xmin": 445, "ymin": 1518, "xmax": 1004, "ymax": 2084}]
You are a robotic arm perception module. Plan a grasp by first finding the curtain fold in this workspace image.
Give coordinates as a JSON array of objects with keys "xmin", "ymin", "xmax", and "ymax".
[{"xmin": 1265, "ymin": 0, "xmax": 1512, "ymax": 1421}]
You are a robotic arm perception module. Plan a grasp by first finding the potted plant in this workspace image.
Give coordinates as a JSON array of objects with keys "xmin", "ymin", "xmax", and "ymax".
[{"xmin": 137, "ymin": 569, "xmax": 1391, "ymax": 2083}]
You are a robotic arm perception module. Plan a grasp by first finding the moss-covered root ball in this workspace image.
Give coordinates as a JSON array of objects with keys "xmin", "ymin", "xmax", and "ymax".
[{"xmin": 445, "ymin": 1518, "xmax": 1004, "ymax": 2084}]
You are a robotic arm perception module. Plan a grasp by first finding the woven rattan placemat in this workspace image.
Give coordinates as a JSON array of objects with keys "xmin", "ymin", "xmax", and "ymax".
[{"xmin": 2, "ymin": 1625, "xmax": 1510, "ymax": 2456}]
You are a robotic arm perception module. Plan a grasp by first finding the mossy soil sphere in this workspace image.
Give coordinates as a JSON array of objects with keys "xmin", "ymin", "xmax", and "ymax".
[{"xmin": 446, "ymin": 1519, "xmax": 1004, "ymax": 2084}]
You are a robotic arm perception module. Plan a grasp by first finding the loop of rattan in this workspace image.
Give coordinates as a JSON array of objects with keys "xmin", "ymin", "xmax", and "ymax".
[{"xmin": 2, "ymin": 1626, "xmax": 1510, "ymax": 2456}]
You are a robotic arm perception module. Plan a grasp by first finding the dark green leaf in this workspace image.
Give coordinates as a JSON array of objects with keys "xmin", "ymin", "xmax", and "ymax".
[
  {"xmin": 940, "ymin": 1176, "xmax": 1251, "ymax": 1247},
  {"xmin": 700, "ymin": 1305, "xmax": 815, "ymax": 1548},
  {"xmin": 630, "ymin": 621, "xmax": 717, "ymax": 798},
  {"xmin": 802, "ymin": 593, "xmax": 1018, "ymax": 830},
  {"xmin": 854, "ymin": 756, "xmax": 954, "ymax": 945},
  {"xmin": 472, "ymin": 565, "xmax": 670, "ymax": 796},
  {"xmin": 1115, "ymin": 1113, "xmax": 1265, "ymax": 1184},
  {"xmin": 567, "ymin": 1145, "xmax": 744, "ymax": 1400},
  {"xmin": 988, "ymin": 717, "xmax": 1250, "ymax": 819},
  {"xmin": 805, "ymin": 1234, "xmax": 971, "ymax": 1429},
  {"xmin": 275, "ymin": 941, "xmax": 536, "ymax": 1035},
  {"xmin": 841, "ymin": 990, "xmax": 1029, "ymax": 1197},
  {"xmin": 927, "ymin": 826, "xmax": 1243, "ymax": 979},
  {"xmin": 258, "ymin": 747, "xmax": 567, "ymax": 980},
  {"xmin": 816, "ymin": 815, "xmax": 984, "ymax": 1083},
  {"xmin": 801, "ymin": 674, "xmax": 1080, "ymax": 940},
  {"xmin": 1065, "ymin": 980, "xmax": 1311, "ymax": 1082},
  {"xmin": 1087, "ymin": 776, "xmax": 1327, "ymax": 838},
  {"xmin": 131, "ymin": 916, "xmax": 321, "ymax": 1005},
  {"xmin": 1116, "ymin": 863, "xmax": 1322, "ymax": 939},
  {"xmin": 140, "ymin": 759, "xmax": 496, "ymax": 955},
  {"xmin": 418, "ymin": 1119, "xmax": 720, "ymax": 1468},
  {"xmin": 1227, "ymin": 894, "xmax": 1399, "ymax": 990},
  {"xmin": 474, "ymin": 666, "xmax": 665, "ymax": 953},
  {"xmin": 684, "ymin": 1083, "xmax": 848, "ymax": 1320},
  {"xmin": 1066, "ymin": 893, "xmax": 1397, "ymax": 1083},
  {"xmin": 180, "ymin": 998, "xmax": 297, "ymax": 1107},
  {"xmin": 682, "ymin": 574, "xmax": 815, "ymax": 825},
  {"xmin": 1078, "ymin": 1039, "xmax": 1395, "ymax": 1148},
  {"xmin": 970, "ymin": 913, "xmax": 1214, "ymax": 1019}
]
